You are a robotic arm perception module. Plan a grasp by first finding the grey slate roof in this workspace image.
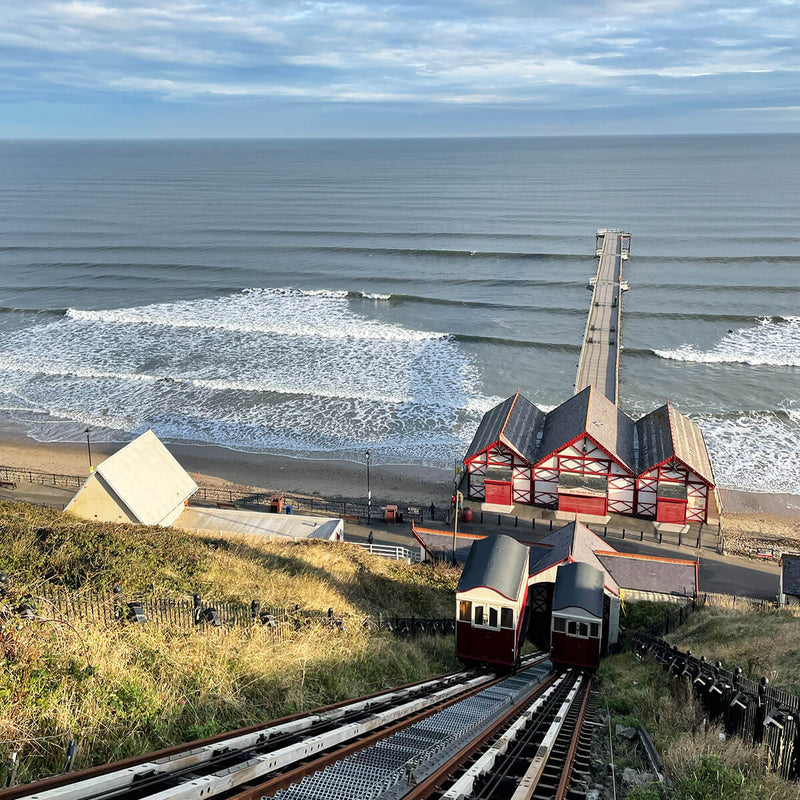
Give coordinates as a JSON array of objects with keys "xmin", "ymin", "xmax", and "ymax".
[
  {"xmin": 782, "ymin": 554, "xmax": 800, "ymax": 596},
  {"xmin": 501, "ymin": 394, "xmax": 547, "ymax": 463},
  {"xmin": 596, "ymin": 552, "xmax": 698, "ymax": 598},
  {"xmin": 457, "ymin": 534, "xmax": 530, "ymax": 600},
  {"xmin": 552, "ymin": 561, "xmax": 604, "ymax": 617},
  {"xmin": 536, "ymin": 387, "xmax": 635, "ymax": 472},
  {"xmin": 528, "ymin": 521, "xmax": 620, "ymax": 593},
  {"xmin": 464, "ymin": 391, "xmax": 546, "ymax": 463},
  {"xmin": 635, "ymin": 403, "xmax": 714, "ymax": 484},
  {"xmin": 464, "ymin": 395, "xmax": 516, "ymax": 460}
]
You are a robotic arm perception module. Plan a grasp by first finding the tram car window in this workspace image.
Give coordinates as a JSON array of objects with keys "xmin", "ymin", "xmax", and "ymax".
[
  {"xmin": 455, "ymin": 534, "xmax": 530, "ymax": 668},
  {"xmin": 550, "ymin": 561, "xmax": 604, "ymax": 671}
]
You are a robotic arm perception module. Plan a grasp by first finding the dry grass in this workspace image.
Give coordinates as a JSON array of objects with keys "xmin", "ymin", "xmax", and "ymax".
[
  {"xmin": 667, "ymin": 601, "xmax": 800, "ymax": 693},
  {"xmin": 0, "ymin": 502, "xmax": 462, "ymax": 784},
  {"xmin": 199, "ymin": 533, "xmax": 460, "ymax": 617},
  {"xmin": 597, "ymin": 653, "xmax": 800, "ymax": 800},
  {"xmin": 1, "ymin": 614, "xmax": 458, "ymax": 784}
]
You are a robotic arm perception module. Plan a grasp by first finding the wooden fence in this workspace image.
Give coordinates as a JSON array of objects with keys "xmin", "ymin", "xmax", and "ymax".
[
  {"xmin": 635, "ymin": 633, "xmax": 799, "ymax": 780},
  {"xmin": 7, "ymin": 585, "xmax": 453, "ymax": 641}
]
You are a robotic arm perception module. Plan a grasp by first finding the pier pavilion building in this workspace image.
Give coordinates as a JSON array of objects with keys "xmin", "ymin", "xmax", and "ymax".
[{"xmin": 463, "ymin": 388, "xmax": 716, "ymax": 525}]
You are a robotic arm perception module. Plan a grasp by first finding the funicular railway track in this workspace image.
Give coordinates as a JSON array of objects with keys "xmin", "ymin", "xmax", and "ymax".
[{"xmin": 3, "ymin": 656, "xmax": 596, "ymax": 800}]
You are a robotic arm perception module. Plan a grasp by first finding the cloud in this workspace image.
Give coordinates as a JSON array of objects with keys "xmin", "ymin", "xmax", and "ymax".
[{"xmin": 0, "ymin": 0, "xmax": 799, "ymax": 134}]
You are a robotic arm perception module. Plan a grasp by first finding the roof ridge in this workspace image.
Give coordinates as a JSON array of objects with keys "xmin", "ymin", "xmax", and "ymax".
[
  {"xmin": 499, "ymin": 389, "xmax": 520, "ymax": 439},
  {"xmin": 594, "ymin": 549, "xmax": 698, "ymax": 566}
]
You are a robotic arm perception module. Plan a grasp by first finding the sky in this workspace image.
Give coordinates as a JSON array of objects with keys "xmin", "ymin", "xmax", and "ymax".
[{"xmin": 1, "ymin": 0, "xmax": 799, "ymax": 138}]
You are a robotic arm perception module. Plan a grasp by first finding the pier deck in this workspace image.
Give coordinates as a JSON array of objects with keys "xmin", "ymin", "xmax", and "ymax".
[{"xmin": 574, "ymin": 229, "xmax": 631, "ymax": 403}]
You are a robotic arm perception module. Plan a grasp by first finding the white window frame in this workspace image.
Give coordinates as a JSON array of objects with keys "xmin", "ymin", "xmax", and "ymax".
[{"xmin": 473, "ymin": 603, "xmax": 502, "ymax": 630}]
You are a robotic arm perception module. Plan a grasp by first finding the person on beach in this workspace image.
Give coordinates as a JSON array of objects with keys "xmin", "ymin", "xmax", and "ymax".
[
  {"xmin": 367, "ymin": 531, "xmax": 374, "ymax": 545},
  {"xmin": 429, "ymin": 502, "xmax": 436, "ymax": 520}
]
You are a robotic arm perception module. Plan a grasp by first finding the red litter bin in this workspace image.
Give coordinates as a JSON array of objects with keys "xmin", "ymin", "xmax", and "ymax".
[
  {"xmin": 270, "ymin": 494, "xmax": 284, "ymax": 514},
  {"xmin": 461, "ymin": 507, "xmax": 473, "ymax": 523}
]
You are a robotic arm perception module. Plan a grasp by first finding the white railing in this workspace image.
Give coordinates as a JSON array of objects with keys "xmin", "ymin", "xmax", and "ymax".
[{"xmin": 352, "ymin": 542, "xmax": 416, "ymax": 561}]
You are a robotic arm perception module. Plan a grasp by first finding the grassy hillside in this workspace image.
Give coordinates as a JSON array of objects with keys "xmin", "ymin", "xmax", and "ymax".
[
  {"xmin": 597, "ymin": 601, "xmax": 800, "ymax": 800},
  {"xmin": 0, "ymin": 501, "xmax": 461, "ymax": 785},
  {"xmin": 666, "ymin": 600, "xmax": 800, "ymax": 694}
]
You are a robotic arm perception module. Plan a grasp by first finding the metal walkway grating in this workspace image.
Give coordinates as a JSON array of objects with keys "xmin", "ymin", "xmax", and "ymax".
[{"xmin": 268, "ymin": 667, "xmax": 548, "ymax": 800}]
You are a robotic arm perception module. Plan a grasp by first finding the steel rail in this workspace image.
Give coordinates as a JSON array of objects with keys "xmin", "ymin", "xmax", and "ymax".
[
  {"xmin": 389, "ymin": 669, "xmax": 563, "ymax": 800},
  {"xmin": 553, "ymin": 684, "xmax": 593, "ymax": 800},
  {"xmin": 1, "ymin": 669, "xmax": 475, "ymax": 800},
  {"xmin": 428, "ymin": 672, "xmax": 593, "ymax": 800},
  {"xmin": 227, "ymin": 654, "xmax": 551, "ymax": 800},
  {"xmin": 436, "ymin": 673, "xmax": 572, "ymax": 800}
]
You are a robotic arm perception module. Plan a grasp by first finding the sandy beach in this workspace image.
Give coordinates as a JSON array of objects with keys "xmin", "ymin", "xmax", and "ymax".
[
  {"xmin": 0, "ymin": 422, "xmax": 453, "ymax": 507},
  {"xmin": 0, "ymin": 421, "xmax": 798, "ymax": 556}
]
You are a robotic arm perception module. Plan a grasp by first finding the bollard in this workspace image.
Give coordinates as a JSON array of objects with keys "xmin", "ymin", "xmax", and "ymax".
[
  {"xmin": 549, "ymin": 520, "xmax": 553, "ymax": 531},
  {"xmin": 480, "ymin": 511, "xmax": 484, "ymax": 524},
  {"xmin": 515, "ymin": 516, "xmax": 518, "ymax": 527},
  {"xmin": 679, "ymin": 530, "xmax": 682, "ymax": 547},
  {"xmin": 604, "ymin": 525, "xmax": 608, "ymax": 536},
  {"xmin": 497, "ymin": 514, "xmax": 501, "ymax": 525},
  {"xmin": 640, "ymin": 529, "xmax": 644, "ymax": 541},
  {"xmin": 659, "ymin": 530, "xmax": 663, "ymax": 544},
  {"xmin": 622, "ymin": 528, "xmax": 626, "ymax": 539}
]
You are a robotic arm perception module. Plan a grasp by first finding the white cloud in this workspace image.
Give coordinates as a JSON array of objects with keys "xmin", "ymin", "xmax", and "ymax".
[{"xmin": 0, "ymin": 0, "xmax": 798, "ymax": 122}]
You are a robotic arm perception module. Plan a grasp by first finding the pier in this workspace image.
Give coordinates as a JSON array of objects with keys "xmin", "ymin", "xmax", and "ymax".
[{"xmin": 574, "ymin": 228, "xmax": 631, "ymax": 403}]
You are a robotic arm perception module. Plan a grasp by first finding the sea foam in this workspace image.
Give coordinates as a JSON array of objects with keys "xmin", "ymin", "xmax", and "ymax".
[
  {"xmin": 0, "ymin": 288, "xmax": 486, "ymax": 465},
  {"xmin": 654, "ymin": 316, "xmax": 800, "ymax": 367}
]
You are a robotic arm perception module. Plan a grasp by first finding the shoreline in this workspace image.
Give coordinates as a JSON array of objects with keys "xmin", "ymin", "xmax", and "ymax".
[{"xmin": 0, "ymin": 422, "xmax": 799, "ymax": 520}]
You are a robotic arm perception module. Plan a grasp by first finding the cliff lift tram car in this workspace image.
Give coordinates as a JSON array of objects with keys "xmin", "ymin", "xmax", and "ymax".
[
  {"xmin": 550, "ymin": 561, "xmax": 605, "ymax": 671},
  {"xmin": 455, "ymin": 535, "xmax": 531, "ymax": 669}
]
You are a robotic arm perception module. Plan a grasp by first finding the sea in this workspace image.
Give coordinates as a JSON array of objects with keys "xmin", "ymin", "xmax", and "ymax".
[{"xmin": 0, "ymin": 136, "xmax": 798, "ymax": 494}]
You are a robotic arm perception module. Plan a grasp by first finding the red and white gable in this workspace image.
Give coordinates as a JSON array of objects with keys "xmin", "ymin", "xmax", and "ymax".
[
  {"xmin": 466, "ymin": 442, "xmax": 532, "ymax": 505},
  {"xmin": 533, "ymin": 434, "xmax": 634, "ymax": 516},
  {"xmin": 635, "ymin": 458, "xmax": 710, "ymax": 524}
]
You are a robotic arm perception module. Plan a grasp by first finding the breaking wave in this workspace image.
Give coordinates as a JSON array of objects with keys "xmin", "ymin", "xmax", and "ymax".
[
  {"xmin": 0, "ymin": 288, "xmax": 489, "ymax": 465},
  {"xmin": 654, "ymin": 316, "xmax": 800, "ymax": 367}
]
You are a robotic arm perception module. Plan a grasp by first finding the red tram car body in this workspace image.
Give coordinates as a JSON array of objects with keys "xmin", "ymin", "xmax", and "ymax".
[
  {"xmin": 455, "ymin": 535, "xmax": 530, "ymax": 668},
  {"xmin": 550, "ymin": 561, "xmax": 604, "ymax": 671}
]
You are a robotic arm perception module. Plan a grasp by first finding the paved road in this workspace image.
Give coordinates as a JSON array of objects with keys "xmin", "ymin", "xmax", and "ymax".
[{"xmin": 353, "ymin": 518, "xmax": 781, "ymax": 602}]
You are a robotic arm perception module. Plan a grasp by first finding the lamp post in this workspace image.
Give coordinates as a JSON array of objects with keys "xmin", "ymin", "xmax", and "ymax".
[
  {"xmin": 451, "ymin": 490, "xmax": 463, "ymax": 565},
  {"xmin": 84, "ymin": 427, "xmax": 93, "ymax": 472},
  {"xmin": 365, "ymin": 450, "xmax": 371, "ymax": 524}
]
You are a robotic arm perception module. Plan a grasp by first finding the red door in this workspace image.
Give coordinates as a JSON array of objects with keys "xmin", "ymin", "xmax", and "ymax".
[
  {"xmin": 657, "ymin": 497, "xmax": 686, "ymax": 524},
  {"xmin": 484, "ymin": 480, "xmax": 512, "ymax": 505},
  {"xmin": 558, "ymin": 493, "xmax": 607, "ymax": 516}
]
